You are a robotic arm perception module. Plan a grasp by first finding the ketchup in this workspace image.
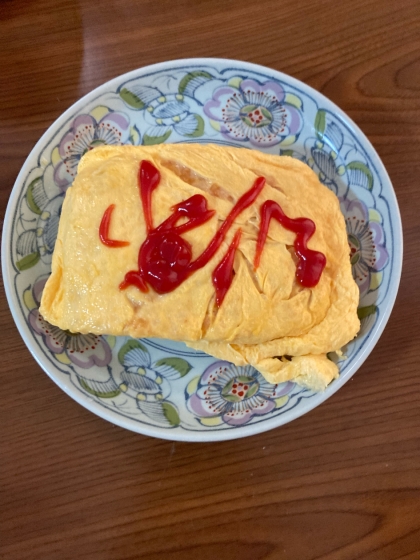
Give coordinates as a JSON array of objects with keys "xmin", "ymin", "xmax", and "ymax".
[
  {"xmin": 212, "ymin": 229, "xmax": 242, "ymax": 307},
  {"xmin": 100, "ymin": 160, "xmax": 326, "ymax": 306},
  {"xmin": 139, "ymin": 160, "xmax": 160, "ymax": 232},
  {"xmin": 254, "ymin": 200, "xmax": 326, "ymax": 287},
  {"xmin": 119, "ymin": 161, "xmax": 265, "ymax": 297},
  {"xmin": 99, "ymin": 204, "xmax": 130, "ymax": 248}
]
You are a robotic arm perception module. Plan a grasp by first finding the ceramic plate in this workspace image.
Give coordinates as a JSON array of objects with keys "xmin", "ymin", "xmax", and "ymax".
[{"xmin": 2, "ymin": 59, "xmax": 402, "ymax": 441}]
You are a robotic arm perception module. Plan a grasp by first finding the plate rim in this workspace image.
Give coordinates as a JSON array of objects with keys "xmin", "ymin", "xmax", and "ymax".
[{"xmin": 1, "ymin": 57, "xmax": 403, "ymax": 441}]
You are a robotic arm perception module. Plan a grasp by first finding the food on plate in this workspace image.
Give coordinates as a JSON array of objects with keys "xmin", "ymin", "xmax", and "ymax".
[{"xmin": 40, "ymin": 144, "xmax": 360, "ymax": 391}]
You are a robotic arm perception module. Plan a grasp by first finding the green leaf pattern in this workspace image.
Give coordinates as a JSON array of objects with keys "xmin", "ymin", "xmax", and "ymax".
[
  {"xmin": 26, "ymin": 177, "xmax": 47, "ymax": 215},
  {"xmin": 143, "ymin": 127, "xmax": 172, "ymax": 145},
  {"xmin": 16, "ymin": 252, "xmax": 40, "ymax": 271},
  {"xmin": 346, "ymin": 161, "xmax": 374, "ymax": 191},
  {"xmin": 357, "ymin": 305, "xmax": 377, "ymax": 320},
  {"xmin": 314, "ymin": 109, "xmax": 326, "ymax": 139},
  {"xmin": 79, "ymin": 376, "xmax": 121, "ymax": 399},
  {"xmin": 118, "ymin": 339, "xmax": 149, "ymax": 367},
  {"xmin": 154, "ymin": 357, "xmax": 192, "ymax": 378},
  {"xmin": 178, "ymin": 71, "xmax": 213, "ymax": 96},
  {"xmin": 119, "ymin": 88, "xmax": 146, "ymax": 109}
]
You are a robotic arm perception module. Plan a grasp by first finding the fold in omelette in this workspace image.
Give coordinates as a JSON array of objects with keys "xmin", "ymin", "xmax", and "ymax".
[{"xmin": 40, "ymin": 144, "xmax": 360, "ymax": 391}]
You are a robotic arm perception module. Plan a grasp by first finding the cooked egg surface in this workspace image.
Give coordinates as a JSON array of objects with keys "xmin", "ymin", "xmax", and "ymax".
[{"xmin": 40, "ymin": 144, "xmax": 360, "ymax": 391}]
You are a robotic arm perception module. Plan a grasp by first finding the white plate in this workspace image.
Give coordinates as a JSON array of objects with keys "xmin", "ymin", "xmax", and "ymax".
[{"xmin": 2, "ymin": 58, "xmax": 402, "ymax": 441}]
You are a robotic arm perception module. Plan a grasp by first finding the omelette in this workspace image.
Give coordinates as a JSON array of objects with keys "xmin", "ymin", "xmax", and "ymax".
[{"xmin": 40, "ymin": 144, "xmax": 360, "ymax": 391}]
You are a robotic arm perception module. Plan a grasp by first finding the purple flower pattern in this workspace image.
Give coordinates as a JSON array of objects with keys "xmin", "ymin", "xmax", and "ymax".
[
  {"xmin": 204, "ymin": 79, "xmax": 302, "ymax": 147},
  {"xmin": 188, "ymin": 361, "xmax": 293, "ymax": 426},
  {"xmin": 340, "ymin": 198, "xmax": 388, "ymax": 297},
  {"xmin": 53, "ymin": 112, "xmax": 129, "ymax": 190},
  {"xmin": 28, "ymin": 277, "xmax": 112, "ymax": 368}
]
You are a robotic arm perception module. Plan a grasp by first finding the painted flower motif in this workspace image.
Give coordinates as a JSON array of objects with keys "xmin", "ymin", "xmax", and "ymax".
[
  {"xmin": 53, "ymin": 111, "xmax": 130, "ymax": 190},
  {"xmin": 309, "ymin": 143, "xmax": 346, "ymax": 195},
  {"xmin": 119, "ymin": 84, "xmax": 205, "ymax": 144},
  {"xmin": 118, "ymin": 340, "xmax": 169, "ymax": 401},
  {"xmin": 309, "ymin": 111, "xmax": 375, "ymax": 197},
  {"xmin": 27, "ymin": 277, "xmax": 112, "ymax": 368},
  {"xmin": 35, "ymin": 193, "xmax": 65, "ymax": 265},
  {"xmin": 204, "ymin": 79, "xmax": 303, "ymax": 147},
  {"xmin": 116, "ymin": 339, "xmax": 191, "ymax": 427},
  {"xmin": 144, "ymin": 94, "xmax": 204, "ymax": 142},
  {"xmin": 187, "ymin": 361, "xmax": 294, "ymax": 426},
  {"xmin": 340, "ymin": 198, "xmax": 388, "ymax": 297}
]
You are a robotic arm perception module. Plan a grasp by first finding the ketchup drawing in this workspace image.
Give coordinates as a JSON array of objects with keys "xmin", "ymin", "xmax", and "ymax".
[{"xmin": 99, "ymin": 160, "xmax": 326, "ymax": 306}]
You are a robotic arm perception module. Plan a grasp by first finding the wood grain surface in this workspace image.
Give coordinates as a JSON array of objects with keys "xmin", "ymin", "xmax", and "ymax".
[{"xmin": 1, "ymin": 0, "xmax": 419, "ymax": 558}]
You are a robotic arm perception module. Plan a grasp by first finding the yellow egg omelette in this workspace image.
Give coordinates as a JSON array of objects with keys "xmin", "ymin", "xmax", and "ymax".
[{"xmin": 40, "ymin": 144, "xmax": 360, "ymax": 391}]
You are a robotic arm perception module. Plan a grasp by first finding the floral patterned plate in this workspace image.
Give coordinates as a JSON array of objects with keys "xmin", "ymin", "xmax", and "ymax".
[{"xmin": 2, "ymin": 59, "xmax": 402, "ymax": 441}]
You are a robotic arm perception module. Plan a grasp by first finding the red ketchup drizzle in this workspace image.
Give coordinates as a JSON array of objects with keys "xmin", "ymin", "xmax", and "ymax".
[
  {"xmin": 119, "ymin": 161, "xmax": 265, "ymax": 299},
  {"xmin": 139, "ymin": 160, "xmax": 160, "ymax": 232},
  {"xmin": 212, "ymin": 229, "xmax": 242, "ymax": 307},
  {"xmin": 254, "ymin": 200, "xmax": 326, "ymax": 288},
  {"xmin": 99, "ymin": 204, "xmax": 130, "ymax": 248}
]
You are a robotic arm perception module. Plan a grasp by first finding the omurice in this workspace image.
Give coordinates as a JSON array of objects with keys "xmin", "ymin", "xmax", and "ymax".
[{"xmin": 40, "ymin": 144, "xmax": 360, "ymax": 391}]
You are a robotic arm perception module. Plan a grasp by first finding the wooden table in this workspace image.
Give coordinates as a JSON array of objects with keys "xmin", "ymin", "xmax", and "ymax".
[{"xmin": 1, "ymin": 1, "xmax": 419, "ymax": 558}]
